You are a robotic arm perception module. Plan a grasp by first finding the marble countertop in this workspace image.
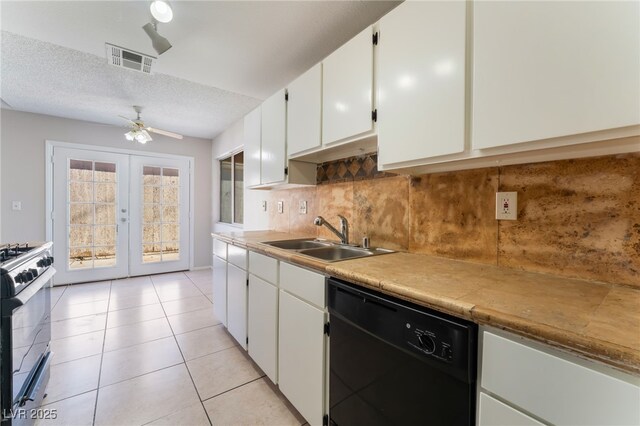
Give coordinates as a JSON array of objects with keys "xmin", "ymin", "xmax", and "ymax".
[{"xmin": 212, "ymin": 231, "xmax": 640, "ymax": 375}]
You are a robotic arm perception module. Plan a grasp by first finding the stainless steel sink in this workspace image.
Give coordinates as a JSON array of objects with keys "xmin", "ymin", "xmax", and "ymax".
[
  {"xmin": 299, "ymin": 246, "xmax": 393, "ymax": 261},
  {"xmin": 263, "ymin": 238, "xmax": 394, "ymax": 262},
  {"xmin": 263, "ymin": 239, "xmax": 332, "ymax": 250}
]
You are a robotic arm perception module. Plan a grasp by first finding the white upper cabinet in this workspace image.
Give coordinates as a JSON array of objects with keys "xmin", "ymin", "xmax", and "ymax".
[
  {"xmin": 322, "ymin": 26, "xmax": 374, "ymax": 145},
  {"xmin": 261, "ymin": 88, "xmax": 287, "ymax": 184},
  {"xmin": 244, "ymin": 106, "xmax": 261, "ymax": 187},
  {"xmin": 473, "ymin": 1, "xmax": 640, "ymax": 150},
  {"xmin": 377, "ymin": 1, "xmax": 466, "ymax": 168},
  {"xmin": 287, "ymin": 63, "xmax": 322, "ymax": 156}
]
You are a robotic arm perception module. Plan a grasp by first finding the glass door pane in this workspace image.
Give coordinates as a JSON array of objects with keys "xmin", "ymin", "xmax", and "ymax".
[
  {"xmin": 142, "ymin": 166, "xmax": 180, "ymax": 263},
  {"xmin": 68, "ymin": 160, "xmax": 117, "ymax": 270}
]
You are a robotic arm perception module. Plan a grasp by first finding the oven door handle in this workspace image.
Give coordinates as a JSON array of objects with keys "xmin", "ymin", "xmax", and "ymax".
[
  {"xmin": 1, "ymin": 267, "xmax": 56, "ymax": 314},
  {"xmin": 15, "ymin": 350, "xmax": 52, "ymax": 407}
]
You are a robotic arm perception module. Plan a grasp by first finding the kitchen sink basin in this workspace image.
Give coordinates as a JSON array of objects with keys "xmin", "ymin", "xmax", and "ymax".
[
  {"xmin": 263, "ymin": 239, "xmax": 332, "ymax": 250},
  {"xmin": 299, "ymin": 246, "xmax": 394, "ymax": 262},
  {"xmin": 263, "ymin": 238, "xmax": 394, "ymax": 262}
]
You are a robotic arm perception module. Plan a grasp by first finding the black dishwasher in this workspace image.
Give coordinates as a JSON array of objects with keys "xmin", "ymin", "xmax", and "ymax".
[{"xmin": 328, "ymin": 278, "xmax": 477, "ymax": 426}]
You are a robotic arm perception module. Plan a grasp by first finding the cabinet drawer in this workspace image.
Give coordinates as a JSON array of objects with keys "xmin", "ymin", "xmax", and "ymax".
[
  {"xmin": 279, "ymin": 262, "xmax": 325, "ymax": 308},
  {"xmin": 227, "ymin": 245, "xmax": 247, "ymax": 270},
  {"xmin": 213, "ymin": 239, "xmax": 227, "ymax": 260},
  {"xmin": 481, "ymin": 331, "xmax": 640, "ymax": 425},
  {"xmin": 249, "ymin": 252, "xmax": 278, "ymax": 284},
  {"xmin": 478, "ymin": 393, "xmax": 542, "ymax": 426}
]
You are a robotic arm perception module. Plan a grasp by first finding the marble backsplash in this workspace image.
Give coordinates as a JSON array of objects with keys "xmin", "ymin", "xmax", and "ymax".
[{"xmin": 267, "ymin": 152, "xmax": 640, "ymax": 287}]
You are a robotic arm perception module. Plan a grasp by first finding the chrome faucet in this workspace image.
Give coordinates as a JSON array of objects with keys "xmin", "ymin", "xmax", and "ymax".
[{"xmin": 314, "ymin": 215, "xmax": 349, "ymax": 244}]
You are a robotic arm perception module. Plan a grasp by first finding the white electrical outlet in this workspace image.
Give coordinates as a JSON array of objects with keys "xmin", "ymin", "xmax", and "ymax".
[
  {"xmin": 299, "ymin": 200, "xmax": 307, "ymax": 214},
  {"xmin": 261, "ymin": 200, "xmax": 267, "ymax": 212},
  {"xmin": 496, "ymin": 192, "xmax": 518, "ymax": 220},
  {"xmin": 12, "ymin": 201, "xmax": 22, "ymax": 211},
  {"xmin": 277, "ymin": 201, "xmax": 284, "ymax": 214}
]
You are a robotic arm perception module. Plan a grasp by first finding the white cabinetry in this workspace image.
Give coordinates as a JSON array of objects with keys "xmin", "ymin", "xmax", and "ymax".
[
  {"xmin": 227, "ymin": 246, "xmax": 248, "ymax": 350},
  {"xmin": 212, "ymin": 238, "xmax": 228, "ymax": 327},
  {"xmin": 479, "ymin": 328, "xmax": 640, "ymax": 425},
  {"xmin": 322, "ymin": 26, "xmax": 374, "ymax": 145},
  {"xmin": 377, "ymin": 1, "xmax": 466, "ymax": 168},
  {"xmin": 249, "ymin": 89, "xmax": 316, "ymax": 190},
  {"xmin": 261, "ymin": 89, "xmax": 287, "ymax": 185},
  {"xmin": 247, "ymin": 251, "xmax": 279, "ymax": 384},
  {"xmin": 278, "ymin": 262, "xmax": 327, "ymax": 426},
  {"xmin": 473, "ymin": 1, "xmax": 640, "ymax": 150},
  {"xmin": 287, "ymin": 63, "xmax": 322, "ymax": 156},
  {"xmin": 244, "ymin": 106, "xmax": 261, "ymax": 187}
]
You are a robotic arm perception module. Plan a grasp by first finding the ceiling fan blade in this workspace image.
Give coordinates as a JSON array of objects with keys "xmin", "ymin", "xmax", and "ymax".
[
  {"xmin": 147, "ymin": 127, "xmax": 183, "ymax": 139},
  {"xmin": 118, "ymin": 115, "xmax": 137, "ymax": 126}
]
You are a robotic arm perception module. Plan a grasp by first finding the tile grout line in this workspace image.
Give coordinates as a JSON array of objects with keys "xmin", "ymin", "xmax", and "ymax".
[
  {"xmin": 91, "ymin": 279, "xmax": 113, "ymax": 426},
  {"xmin": 199, "ymin": 375, "xmax": 267, "ymax": 403},
  {"xmin": 150, "ymin": 272, "xmax": 215, "ymax": 426}
]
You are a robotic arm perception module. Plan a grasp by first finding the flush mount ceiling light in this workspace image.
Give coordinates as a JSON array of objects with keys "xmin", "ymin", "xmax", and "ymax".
[
  {"xmin": 142, "ymin": 22, "xmax": 172, "ymax": 55},
  {"xmin": 150, "ymin": 0, "xmax": 173, "ymax": 23}
]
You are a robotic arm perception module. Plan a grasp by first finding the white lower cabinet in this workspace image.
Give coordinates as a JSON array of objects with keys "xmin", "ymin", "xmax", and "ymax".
[
  {"xmin": 248, "ymin": 274, "xmax": 278, "ymax": 383},
  {"xmin": 478, "ymin": 393, "xmax": 543, "ymax": 426},
  {"xmin": 227, "ymin": 263, "xmax": 248, "ymax": 350},
  {"xmin": 479, "ymin": 328, "xmax": 640, "ymax": 425},
  {"xmin": 278, "ymin": 289, "xmax": 326, "ymax": 426},
  {"xmin": 212, "ymin": 254, "xmax": 227, "ymax": 326}
]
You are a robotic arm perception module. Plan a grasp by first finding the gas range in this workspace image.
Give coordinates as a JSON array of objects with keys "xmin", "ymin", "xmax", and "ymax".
[
  {"xmin": 1, "ymin": 242, "xmax": 55, "ymax": 425},
  {"xmin": 0, "ymin": 242, "xmax": 54, "ymax": 298}
]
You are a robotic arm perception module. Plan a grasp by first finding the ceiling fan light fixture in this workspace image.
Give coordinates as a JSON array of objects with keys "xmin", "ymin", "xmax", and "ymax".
[
  {"xmin": 150, "ymin": 1, "xmax": 173, "ymax": 23},
  {"xmin": 124, "ymin": 130, "xmax": 136, "ymax": 141},
  {"xmin": 142, "ymin": 22, "xmax": 172, "ymax": 55}
]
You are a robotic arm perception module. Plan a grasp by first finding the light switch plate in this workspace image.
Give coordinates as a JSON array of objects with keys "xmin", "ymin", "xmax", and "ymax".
[
  {"xmin": 261, "ymin": 201, "xmax": 267, "ymax": 212},
  {"xmin": 277, "ymin": 201, "xmax": 284, "ymax": 214},
  {"xmin": 496, "ymin": 192, "xmax": 517, "ymax": 220},
  {"xmin": 299, "ymin": 200, "xmax": 307, "ymax": 214},
  {"xmin": 12, "ymin": 201, "xmax": 22, "ymax": 211}
]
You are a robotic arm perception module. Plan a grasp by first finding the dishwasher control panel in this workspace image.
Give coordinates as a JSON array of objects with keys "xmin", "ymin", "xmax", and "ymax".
[{"xmin": 405, "ymin": 324, "xmax": 454, "ymax": 362}]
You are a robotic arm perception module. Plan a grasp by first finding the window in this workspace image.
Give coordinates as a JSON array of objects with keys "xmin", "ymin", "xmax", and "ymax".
[{"xmin": 220, "ymin": 151, "xmax": 243, "ymax": 224}]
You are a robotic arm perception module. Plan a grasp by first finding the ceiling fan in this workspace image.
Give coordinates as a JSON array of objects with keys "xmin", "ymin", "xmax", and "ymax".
[{"xmin": 119, "ymin": 106, "xmax": 183, "ymax": 144}]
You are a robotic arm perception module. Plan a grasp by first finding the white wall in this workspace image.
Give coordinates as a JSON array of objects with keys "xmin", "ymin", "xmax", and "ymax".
[
  {"xmin": 0, "ymin": 109, "xmax": 213, "ymax": 268},
  {"xmin": 211, "ymin": 118, "xmax": 269, "ymax": 233}
]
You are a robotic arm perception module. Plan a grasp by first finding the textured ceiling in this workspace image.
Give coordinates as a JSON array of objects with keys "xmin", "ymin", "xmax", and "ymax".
[{"xmin": 0, "ymin": 1, "xmax": 400, "ymax": 139}]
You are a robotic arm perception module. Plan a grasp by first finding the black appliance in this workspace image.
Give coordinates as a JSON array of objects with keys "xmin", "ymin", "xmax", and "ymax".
[
  {"xmin": 1, "ymin": 243, "xmax": 55, "ymax": 426},
  {"xmin": 328, "ymin": 277, "xmax": 477, "ymax": 426}
]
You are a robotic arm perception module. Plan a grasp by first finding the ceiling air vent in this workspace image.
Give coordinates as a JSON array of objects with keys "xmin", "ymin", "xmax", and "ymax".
[{"xmin": 105, "ymin": 43, "xmax": 155, "ymax": 74}]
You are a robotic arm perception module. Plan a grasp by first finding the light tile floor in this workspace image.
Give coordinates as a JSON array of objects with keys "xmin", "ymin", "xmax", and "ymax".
[{"xmin": 38, "ymin": 270, "xmax": 306, "ymax": 426}]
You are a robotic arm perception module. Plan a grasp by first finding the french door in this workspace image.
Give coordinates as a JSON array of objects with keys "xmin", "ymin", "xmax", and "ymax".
[{"xmin": 52, "ymin": 146, "xmax": 190, "ymax": 285}]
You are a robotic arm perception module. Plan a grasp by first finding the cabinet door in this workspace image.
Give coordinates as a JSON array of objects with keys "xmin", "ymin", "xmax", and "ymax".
[
  {"xmin": 287, "ymin": 63, "xmax": 322, "ymax": 156},
  {"xmin": 473, "ymin": 1, "xmax": 640, "ymax": 149},
  {"xmin": 244, "ymin": 106, "xmax": 261, "ymax": 186},
  {"xmin": 482, "ymin": 331, "xmax": 640, "ymax": 425},
  {"xmin": 478, "ymin": 393, "xmax": 543, "ymax": 426},
  {"xmin": 227, "ymin": 263, "xmax": 247, "ymax": 350},
  {"xmin": 248, "ymin": 275, "xmax": 278, "ymax": 384},
  {"xmin": 261, "ymin": 88, "xmax": 287, "ymax": 184},
  {"xmin": 212, "ymin": 255, "xmax": 227, "ymax": 326},
  {"xmin": 278, "ymin": 290, "xmax": 325, "ymax": 425},
  {"xmin": 377, "ymin": 1, "xmax": 466, "ymax": 167},
  {"xmin": 322, "ymin": 26, "xmax": 373, "ymax": 145}
]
